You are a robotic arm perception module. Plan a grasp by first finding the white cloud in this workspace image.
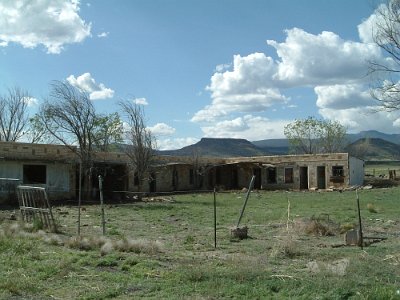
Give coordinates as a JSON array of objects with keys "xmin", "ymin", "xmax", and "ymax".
[
  {"xmin": 0, "ymin": 0, "xmax": 91, "ymax": 54},
  {"xmin": 157, "ymin": 137, "xmax": 199, "ymax": 150},
  {"xmin": 201, "ymin": 115, "xmax": 288, "ymax": 140},
  {"xmin": 215, "ymin": 63, "xmax": 231, "ymax": 72},
  {"xmin": 133, "ymin": 97, "xmax": 148, "ymax": 105},
  {"xmin": 67, "ymin": 73, "xmax": 114, "ymax": 100},
  {"xmin": 315, "ymin": 84, "xmax": 375, "ymax": 110},
  {"xmin": 23, "ymin": 96, "xmax": 38, "ymax": 107},
  {"xmin": 319, "ymin": 106, "xmax": 400, "ymax": 134},
  {"xmin": 97, "ymin": 32, "xmax": 109, "ymax": 38},
  {"xmin": 192, "ymin": 53, "xmax": 288, "ymax": 123},
  {"xmin": 267, "ymin": 28, "xmax": 381, "ymax": 86},
  {"xmin": 191, "ymin": 18, "xmax": 397, "ymax": 139},
  {"xmin": 147, "ymin": 123, "xmax": 176, "ymax": 136}
]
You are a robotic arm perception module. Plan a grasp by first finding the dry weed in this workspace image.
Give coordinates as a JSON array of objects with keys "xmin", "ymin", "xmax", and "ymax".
[
  {"xmin": 114, "ymin": 238, "xmax": 162, "ymax": 254},
  {"xmin": 297, "ymin": 216, "xmax": 338, "ymax": 236},
  {"xmin": 100, "ymin": 240, "xmax": 114, "ymax": 256},
  {"xmin": 367, "ymin": 203, "xmax": 378, "ymax": 213}
]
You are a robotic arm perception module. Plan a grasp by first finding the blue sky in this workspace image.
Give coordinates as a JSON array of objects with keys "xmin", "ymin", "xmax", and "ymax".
[{"xmin": 0, "ymin": 0, "xmax": 397, "ymax": 149}]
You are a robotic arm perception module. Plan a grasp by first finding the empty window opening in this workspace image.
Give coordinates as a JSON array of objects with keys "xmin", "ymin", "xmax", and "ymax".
[
  {"xmin": 23, "ymin": 165, "xmax": 46, "ymax": 184},
  {"xmin": 331, "ymin": 166, "xmax": 345, "ymax": 183},
  {"xmin": 332, "ymin": 166, "xmax": 344, "ymax": 177},
  {"xmin": 284, "ymin": 167, "xmax": 294, "ymax": 184},
  {"xmin": 266, "ymin": 168, "xmax": 277, "ymax": 184}
]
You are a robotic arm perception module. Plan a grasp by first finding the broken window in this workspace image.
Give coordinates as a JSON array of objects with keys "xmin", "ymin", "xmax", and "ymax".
[
  {"xmin": 23, "ymin": 165, "xmax": 46, "ymax": 184},
  {"xmin": 266, "ymin": 168, "xmax": 277, "ymax": 184},
  {"xmin": 332, "ymin": 166, "xmax": 344, "ymax": 177},
  {"xmin": 284, "ymin": 167, "xmax": 294, "ymax": 184},
  {"xmin": 331, "ymin": 166, "xmax": 345, "ymax": 183}
]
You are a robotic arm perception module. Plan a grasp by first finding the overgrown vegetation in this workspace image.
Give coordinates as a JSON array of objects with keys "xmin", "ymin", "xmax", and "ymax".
[{"xmin": 1, "ymin": 188, "xmax": 400, "ymax": 299}]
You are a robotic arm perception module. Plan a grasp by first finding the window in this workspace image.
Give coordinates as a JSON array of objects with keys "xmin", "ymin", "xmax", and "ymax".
[
  {"xmin": 331, "ymin": 166, "xmax": 345, "ymax": 183},
  {"xmin": 266, "ymin": 168, "xmax": 277, "ymax": 184},
  {"xmin": 332, "ymin": 166, "xmax": 344, "ymax": 177},
  {"xmin": 284, "ymin": 167, "xmax": 294, "ymax": 184},
  {"xmin": 23, "ymin": 165, "xmax": 46, "ymax": 184},
  {"xmin": 189, "ymin": 169, "xmax": 194, "ymax": 185}
]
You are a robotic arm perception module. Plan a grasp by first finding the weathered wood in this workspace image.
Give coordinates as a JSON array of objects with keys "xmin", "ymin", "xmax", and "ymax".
[{"xmin": 17, "ymin": 186, "xmax": 57, "ymax": 232}]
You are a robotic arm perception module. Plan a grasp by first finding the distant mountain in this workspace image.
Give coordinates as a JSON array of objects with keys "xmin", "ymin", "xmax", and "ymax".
[
  {"xmin": 252, "ymin": 130, "xmax": 400, "ymax": 156},
  {"xmin": 346, "ymin": 130, "xmax": 400, "ymax": 145},
  {"xmin": 345, "ymin": 138, "xmax": 400, "ymax": 160},
  {"xmin": 156, "ymin": 130, "xmax": 400, "ymax": 160},
  {"xmin": 159, "ymin": 138, "xmax": 268, "ymax": 157},
  {"xmin": 252, "ymin": 139, "xmax": 289, "ymax": 155}
]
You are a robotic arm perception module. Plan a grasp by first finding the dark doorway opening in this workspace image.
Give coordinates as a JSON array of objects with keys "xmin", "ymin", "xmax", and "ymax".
[
  {"xmin": 317, "ymin": 166, "xmax": 326, "ymax": 189},
  {"xmin": 172, "ymin": 168, "xmax": 178, "ymax": 191},
  {"xmin": 231, "ymin": 167, "xmax": 239, "ymax": 189},
  {"xmin": 149, "ymin": 172, "xmax": 156, "ymax": 193},
  {"xmin": 300, "ymin": 167, "xmax": 308, "ymax": 190},
  {"xmin": 253, "ymin": 168, "xmax": 262, "ymax": 189},
  {"xmin": 266, "ymin": 167, "xmax": 277, "ymax": 184},
  {"xmin": 91, "ymin": 164, "xmax": 128, "ymax": 201}
]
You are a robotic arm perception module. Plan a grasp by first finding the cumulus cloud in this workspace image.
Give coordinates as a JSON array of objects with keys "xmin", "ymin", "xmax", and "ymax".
[
  {"xmin": 191, "ymin": 14, "xmax": 397, "ymax": 139},
  {"xmin": 67, "ymin": 73, "xmax": 114, "ymax": 100},
  {"xmin": 192, "ymin": 53, "xmax": 288, "ymax": 123},
  {"xmin": 215, "ymin": 63, "xmax": 231, "ymax": 72},
  {"xmin": 157, "ymin": 137, "xmax": 200, "ymax": 150},
  {"xmin": 319, "ymin": 106, "xmax": 400, "ymax": 134},
  {"xmin": 315, "ymin": 84, "xmax": 375, "ymax": 110},
  {"xmin": 267, "ymin": 28, "xmax": 381, "ymax": 85},
  {"xmin": 133, "ymin": 97, "xmax": 148, "ymax": 105},
  {"xmin": 201, "ymin": 115, "xmax": 288, "ymax": 141},
  {"xmin": 147, "ymin": 123, "xmax": 176, "ymax": 136},
  {"xmin": 0, "ymin": 0, "xmax": 91, "ymax": 54}
]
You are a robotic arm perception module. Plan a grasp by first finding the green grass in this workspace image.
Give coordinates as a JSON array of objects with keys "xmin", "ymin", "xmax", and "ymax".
[
  {"xmin": 1, "ymin": 188, "xmax": 400, "ymax": 299},
  {"xmin": 365, "ymin": 161, "xmax": 400, "ymax": 177}
]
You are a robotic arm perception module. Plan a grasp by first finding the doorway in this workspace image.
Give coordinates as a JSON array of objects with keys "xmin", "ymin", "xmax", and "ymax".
[
  {"xmin": 253, "ymin": 168, "xmax": 262, "ymax": 189},
  {"xmin": 149, "ymin": 172, "xmax": 156, "ymax": 193},
  {"xmin": 317, "ymin": 166, "xmax": 326, "ymax": 189},
  {"xmin": 299, "ymin": 167, "xmax": 308, "ymax": 190}
]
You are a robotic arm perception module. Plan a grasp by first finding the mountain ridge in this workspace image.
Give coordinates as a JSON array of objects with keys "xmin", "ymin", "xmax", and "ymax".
[{"xmin": 158, "ymin": 130, "xmax": 400, "ymax": 160}]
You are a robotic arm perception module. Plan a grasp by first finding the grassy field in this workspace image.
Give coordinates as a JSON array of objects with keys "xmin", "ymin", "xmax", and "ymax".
[
  {"xmin": 1, "ymin": 188, "xmax": 400, "ymax": 299},
  {"xmin": 365, "ymin": 161, "xmax": 400, "ymax": 177}
]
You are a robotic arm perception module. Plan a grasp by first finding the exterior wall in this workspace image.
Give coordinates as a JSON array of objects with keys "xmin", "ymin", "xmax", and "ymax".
[
  {"xmin": 0, "ymin": 141, "xmax": 364, "ymax": 200},
  {"xmin": 226, "ymin": 153, "xmax": 360, "ymax": 191},
  {"xmin": 0, "ymin": 160, "xmax": 75, "ymax": 203},
  {"xmin": 0, "ymin": 141, "xmax": 76, "ymax": 161},
  {"xmin": 349, "ymin": 156, "xmax": 365, "ymax": 186}
]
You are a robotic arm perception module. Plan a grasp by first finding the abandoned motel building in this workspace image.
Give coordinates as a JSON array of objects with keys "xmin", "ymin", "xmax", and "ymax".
[{"xmin": 0, "ymin": 141, "xmax": 364, "ymax": 203}]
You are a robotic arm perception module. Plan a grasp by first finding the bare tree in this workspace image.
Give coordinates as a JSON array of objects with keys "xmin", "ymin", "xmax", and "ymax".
[
  {"xmin": 120, "ymin": 100, "xmax": 156, "ymax": 192},
  {"xmin": 370, "ymin": 0, "xmax": 400, "ymax": 110},
  {"xmin": 39, "ymin": 81, "xmax": 98, "ymax": 198},
  {"xmin": 27, "ymin": 114, "xmax": 56, "ymax": 144},
  {"xmin": 0, "ymin": 86, "xmax": 30, "ymax": 141}
]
